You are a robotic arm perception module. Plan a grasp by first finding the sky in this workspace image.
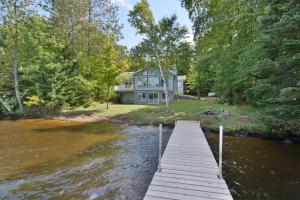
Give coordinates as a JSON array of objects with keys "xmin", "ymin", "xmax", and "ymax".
[{"xmin": 111, "ymin": 0, "xmax": 193, "ymax": 49}]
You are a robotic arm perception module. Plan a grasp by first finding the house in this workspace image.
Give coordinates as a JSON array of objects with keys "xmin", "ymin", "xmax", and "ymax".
[{"xmin": 114, "ymin": 67, "xmax": 184, "ymax": 104}]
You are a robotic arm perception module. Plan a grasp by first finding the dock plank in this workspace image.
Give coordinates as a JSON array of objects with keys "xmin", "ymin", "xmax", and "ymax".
[{"xmin": 144, "ymin": 120, "xmax": 233, "ymax": 200}]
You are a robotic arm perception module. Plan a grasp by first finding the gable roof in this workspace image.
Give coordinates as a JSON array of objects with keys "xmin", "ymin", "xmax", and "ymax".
[{"xmin": 133, "ymin": 67, "xmax": 176, "ymax": 76}]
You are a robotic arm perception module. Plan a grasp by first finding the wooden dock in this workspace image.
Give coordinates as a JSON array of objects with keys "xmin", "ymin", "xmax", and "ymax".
[{"xmin": 144, "ymin": 120, "xmax": 233, "ymax": 200}]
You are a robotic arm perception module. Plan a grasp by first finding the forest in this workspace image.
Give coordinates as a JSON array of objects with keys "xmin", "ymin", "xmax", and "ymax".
[
  {"xmin": 0, "ymin": 0, "xmax": 299, "ymax": 134},
  {"xmin": 0, "ymin": 0, "xmax": 129, "ymax": 112},
  {"xmin": 181, "ymin": 0, "xmax": 299, "ymax": 134}
]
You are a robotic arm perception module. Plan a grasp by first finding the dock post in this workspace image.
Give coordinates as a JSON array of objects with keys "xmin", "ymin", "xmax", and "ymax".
[
  {"xmin": 218, "ymin": 125, "xmax": 223, "ymax": 179},
  {"xmin": 158, "ymin": 124, "xmax": 162, "ymax": 172}
]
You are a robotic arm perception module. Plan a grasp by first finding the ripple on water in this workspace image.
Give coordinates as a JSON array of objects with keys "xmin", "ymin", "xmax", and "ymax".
[
  {"xmin": 205, "ymin": 133, "xmax": 300, "ymax": 200},
  {"xmin": 0, "ymin": 120, "xmax": 172, "ymax": 200}
]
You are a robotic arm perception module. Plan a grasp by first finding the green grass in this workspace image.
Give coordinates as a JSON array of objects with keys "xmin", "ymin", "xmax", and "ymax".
[
  {"xmin": 64, "ymin": 98, "xmax": 270, "ymax": 135},
  {"xmin": 67, "ymin": 103, "xmax": 154, "ymax": 117}
]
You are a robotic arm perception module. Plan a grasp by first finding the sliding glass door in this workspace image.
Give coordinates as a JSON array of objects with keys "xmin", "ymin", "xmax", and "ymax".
[{"xmin": 148, "ymin": 92, "xmax": 159, "ymax": 104}]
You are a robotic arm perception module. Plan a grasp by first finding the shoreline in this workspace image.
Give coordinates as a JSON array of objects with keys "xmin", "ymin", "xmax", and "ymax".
[{"xmin": 2, "ymin": 112, "xmax": 299, "ymax": 142}]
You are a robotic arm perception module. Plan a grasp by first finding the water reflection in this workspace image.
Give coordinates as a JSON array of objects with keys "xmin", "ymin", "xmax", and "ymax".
[
  {"xmin": 3, "ymin": 119, "xmax": 299, "ymax": 199},
  {"xmin": 0, "ymin": 120, "xmax": 171, "ymax": 200},
  {"xmin": 206, "ymin": 134, "xmax": 300, "ymax": 200}
]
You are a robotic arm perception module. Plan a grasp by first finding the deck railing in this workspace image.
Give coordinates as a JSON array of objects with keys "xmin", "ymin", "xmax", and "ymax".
[{"xmin": 114, "ymin": 85, "xmax": 134, "ymax": 91}]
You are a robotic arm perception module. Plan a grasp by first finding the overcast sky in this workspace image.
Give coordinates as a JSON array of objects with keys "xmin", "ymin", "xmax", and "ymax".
[{"xmin": 111, "ymin": 0, "xmax": 193, "ymax": 49}]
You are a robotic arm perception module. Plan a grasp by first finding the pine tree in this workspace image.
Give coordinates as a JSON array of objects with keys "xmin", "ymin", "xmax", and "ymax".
[{"xmin": 249, "ymin": 0, "xmax": 300, "ymax": 133}]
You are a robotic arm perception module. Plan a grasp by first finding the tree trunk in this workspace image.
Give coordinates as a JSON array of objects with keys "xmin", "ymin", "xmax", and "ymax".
[
  {"xmin": 87, "ymin": 0, "xmax": 92, "ymax": 55},
  {"xmin": 13, "ymin": 2, "xmax": 23, "ymax": 113},
  {"xmin": 196, "ymin": 88, "xmax": 200, "ymax": 97},
  {"xmin": 106, "ymin": 85, "xmax": 110, "ymax": 110},
  {"xmin": 155, "ymin": 49, "xmax": 170, "ymax": 112},
  {"xmin": 0, "ymin": 96, "xmax": 12, "ymax": 113},
  {"xmin": 70, "ymin": 5, "xmax": 76, "ymax": 53}
]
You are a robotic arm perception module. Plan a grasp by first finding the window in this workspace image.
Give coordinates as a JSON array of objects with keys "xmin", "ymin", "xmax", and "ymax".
[
  {"xmin": 124, "ymin": 81, "xmax": 132, "ymax": 89},
  {"xmin": 149, "ymin": 92, "xmax": 159, "ymax": 103},
  {"xmin": 160, "ymin": 79, "xmax": 164, "ymax": 86},
  {"xmin": 148, "ymin": 76, "xmax": 159, "ymax": 87},
  {"xmin": 137, "ymin": 92, "xmax": 146, "ymax": 101},
  {"xmin": 137, "ymin": 77, "xmax": 147, "ymax": 87},
  {"xmin": 148, "ymin": 69, "xmax": 159, "ymax": 75}
]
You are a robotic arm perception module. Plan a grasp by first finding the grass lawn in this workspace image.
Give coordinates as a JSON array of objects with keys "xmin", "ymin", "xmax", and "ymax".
[{"xmin": 63, "ymin": 98, "xmax": 270, "ymax": 135}]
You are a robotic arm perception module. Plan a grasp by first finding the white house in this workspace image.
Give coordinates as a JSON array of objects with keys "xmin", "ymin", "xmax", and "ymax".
[{"xmin": 114, "ymin": 67, "xmax": 184, "ymax": 104}]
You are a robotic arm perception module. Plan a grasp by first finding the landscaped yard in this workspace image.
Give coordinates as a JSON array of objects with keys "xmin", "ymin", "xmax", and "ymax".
[{"xmin": 60, "ymin": 98, "xmax": 270, "ymax": 135}]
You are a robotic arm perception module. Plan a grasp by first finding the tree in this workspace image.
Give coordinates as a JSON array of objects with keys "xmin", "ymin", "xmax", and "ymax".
[
  {"xmin": 247, "ymin": 0, "xmax": 300, "ymax": 133},
  {"xmin": 0, "ymin": 0, "xmax": 126, "ymax": 114},
  {"xmin": 128, "ymin": 0, "xmax": 187, "ymax": 112},
  {"xmin": 18, "ymin": 15, "xmax": 92, "ymax": 110},
  {"xmin": 0, "ymin": 0, "xmax": 38, "ymax": 112},
  {"xmin": 128, "ymin": 43, "xmax": 149, "ymax": 71},
  {"xmin": 51, "ymin": 0, "xmax": 88, "ymax": 53},
  {"xmin": 50, "ymin": 0, "xmax": 124, "ymax": 108},
  {"xmin": 187, "ymin": 51, "xmax": 215, "ymax": 96},
  {"xmin": 101, "ymin": 38, "xmax": 126, "ymax": 109},
  {"xmin": 181, "ymin": 0, "xmax": 300, "ymax": 134},
  {"xmin": 172, "ymin": 42, "xmax": 193, "ymax": 75},
  {"xmin": 86, "ymin": 0, "xmax": 121, "ymax": 55}
]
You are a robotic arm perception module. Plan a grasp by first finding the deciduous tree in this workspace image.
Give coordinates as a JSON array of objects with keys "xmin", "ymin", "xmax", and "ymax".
[{"xmin": 129, "ymin": 0, "xmax": 187, "ymax": 112}]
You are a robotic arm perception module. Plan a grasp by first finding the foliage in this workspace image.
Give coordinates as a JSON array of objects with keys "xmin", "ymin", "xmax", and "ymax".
[
  {"xmin": 0, "ymin": 0, "xmax": 125, "ymax": 113},
  {"xmin": 181, "ymin": 0, "xmax": 300, "ymax": 134},
  {"xmin": 249, "ymin": 0, "xmax": 300, "ymax": 133},
  {"xmin": 24, "ymin": 96, "xmax": 45, "ymax": 106},
  {"xmin": 128, "ymin": 0, "xmax": 189, "ymax": 112}
]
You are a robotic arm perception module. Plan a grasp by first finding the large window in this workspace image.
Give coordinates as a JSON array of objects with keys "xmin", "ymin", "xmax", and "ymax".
[
  {"xmin": 137, "ymin": 77, "xmax": 147, "ymax": 87},
  {"xmin": 148, "ymin": 76, "xmax": 159, "ymax": 87},
  {"xmin": 148, "ymin": 69, "xmax": 159, "ymax": 75},
  {"xmin": 137, "ymin": 92, "xmax": 146, "ymax": 101},
  {"xmin": 149, "ymin": 92, "xmax": 159, "ymax": 103}
]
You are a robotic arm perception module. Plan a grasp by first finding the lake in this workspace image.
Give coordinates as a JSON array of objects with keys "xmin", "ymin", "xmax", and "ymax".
[
  {"xmin": 206, "ymin": 134, "xmax": 300, "ymax": 199},
  {"xmin": 0, "ymin": 119, "xmax": 299, "ymax": 199}
]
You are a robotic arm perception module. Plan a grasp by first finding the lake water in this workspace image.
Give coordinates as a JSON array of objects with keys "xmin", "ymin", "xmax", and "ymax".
[
  {"xmin": 0, "ymin": 119, "xmax": 171, "ymax": 199},
  {"xmin": 0, "ymin": 119, "xmax": 299, "ymax": 199},
  {"xmin": 206, "ymin": 134, "xmax": 300, "ymax": 200}
]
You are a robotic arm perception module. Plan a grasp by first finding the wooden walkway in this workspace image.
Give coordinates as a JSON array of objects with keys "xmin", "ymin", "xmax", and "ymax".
[{"xmin": 144, "ymin": 120, "xmax": 233, "ymax": 200}]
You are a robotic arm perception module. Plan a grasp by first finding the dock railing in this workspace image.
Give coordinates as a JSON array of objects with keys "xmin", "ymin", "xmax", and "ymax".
[
  {"xmin": 157, "ymin": 124, "xmax": 162, "ymax": 172},
  {"xmin": 218, "ymin": 108, "xmax": 225, "ymax": 179},
  {"xmin": 218, "ymin": 125, "xmax": 223, "ymax": 179}
]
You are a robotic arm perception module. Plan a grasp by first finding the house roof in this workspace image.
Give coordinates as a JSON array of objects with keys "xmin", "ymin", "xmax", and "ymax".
[{"xmin": 133, "ymin": 67, "xmax": 177, "ymax": 76}]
